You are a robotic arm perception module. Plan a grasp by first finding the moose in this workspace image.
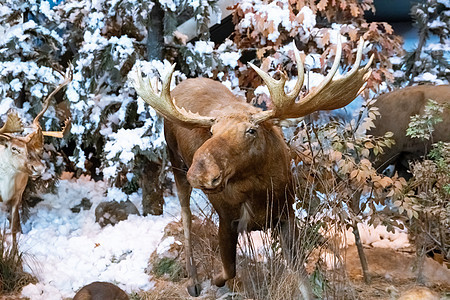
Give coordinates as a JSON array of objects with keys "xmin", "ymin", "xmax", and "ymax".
[
  {"xmin": 369, "ymin": 84, "xmax": 450, "ymax": 177},
  {"xmin": 130, "ymin": 38, "xmax": 373, "ymax": 296},
  {"xmin": 0, "ymin": 66, "xmax": 72, "ymax": 244}
]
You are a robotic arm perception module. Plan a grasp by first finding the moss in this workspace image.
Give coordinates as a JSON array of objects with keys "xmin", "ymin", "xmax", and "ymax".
[{"xmin": 151, "ymin": 257, "xmax": 184, "ymax": 282}]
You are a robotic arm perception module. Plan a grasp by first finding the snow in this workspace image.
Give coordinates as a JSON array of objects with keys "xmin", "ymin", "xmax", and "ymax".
[
  {"xmin": 345, "ymin": 223, "xmax": 411, "ymax": 251},
  {"xmin": 0, "ymin": 173, "xmax": 175, "ymax": 299},
  {"xmin": 238, "ymin": 0, "xmax": 316, "ymax": 43}
]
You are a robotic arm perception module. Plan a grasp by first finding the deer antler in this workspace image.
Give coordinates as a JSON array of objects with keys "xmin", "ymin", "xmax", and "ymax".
[
  {"xmin": 42, "ymin": 118, "xmax": 72, "ymax": 138},
  {"xmin": 14, "ymin": 64, "xmax": 73, "ymax": 150},
  {"xmin": 0, "ymin": 111, "xmax": 24, "ymax": 134},
  {"xmin": 250, "ymin": 37, "xmax": 373, "ymax": 122},
  {"xmin": 129, "ymin": 64, "xmax": 216, "ymax": 127},
  {"xmin": 30, "ymin": 63, "xmax": 73, "ymax": 131}
]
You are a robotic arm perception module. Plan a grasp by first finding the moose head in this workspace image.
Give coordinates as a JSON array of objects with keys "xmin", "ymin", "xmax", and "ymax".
[{"xmin": 130, "ymin": 37, "xmax": 373, "ymax": 297}]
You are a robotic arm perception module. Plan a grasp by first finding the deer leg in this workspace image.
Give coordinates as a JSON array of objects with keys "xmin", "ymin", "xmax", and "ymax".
[
  {"xmin": 10, "ymin": 195, "xmax": 23, "ymax": 246},
  {"xmin": 10, "ymin": 173, "xmax": 28, "ymax": 245},
  {"xmin": 10, "ymin": 203, "xmax": 19, "ymax": 245},
  {"xmin": 213, "ymin": 218, "xmax": 238, "ymax": 287}
]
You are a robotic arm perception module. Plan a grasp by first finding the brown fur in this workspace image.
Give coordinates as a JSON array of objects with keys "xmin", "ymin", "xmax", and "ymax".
[
  {"xmin": 369, "ymin": 85, "xmax": 449, "ymax": 175},
  {"xmin": 164, "ymin": 78, "xmax": 303, "ymax": 296},
  {"xmin": 73, "ymin": 282, "xmax": 129, "ymax": 300}
]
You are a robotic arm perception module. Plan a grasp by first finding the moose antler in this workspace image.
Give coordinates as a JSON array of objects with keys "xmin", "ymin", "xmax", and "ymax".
[
  {"xmin": 0, "ymin": 111, "xmax": 24, "ymax": 134},
  {"xmin": 250, "ymin": 37, "xmax": 373, "ymax": 123},
  {"xmin": 129, "ymin": 64, "xmax": 216, "ymax": 127}
]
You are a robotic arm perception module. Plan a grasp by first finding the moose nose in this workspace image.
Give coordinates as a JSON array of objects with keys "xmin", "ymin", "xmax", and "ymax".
[
  {"xmin": 187, "ymin": 167, "xmax": 222, "ymax": 190},
  {"xmin": 206, "ymin": 174, "xmax": 222, "ymax": 189}
]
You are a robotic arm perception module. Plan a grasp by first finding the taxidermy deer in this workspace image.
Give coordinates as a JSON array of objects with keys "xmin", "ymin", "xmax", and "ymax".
[
  {"xmin": 0, "ymin": 65, "xmax": 72, "ymax": 244},
  {"xmin": 369, "ymin": 84, "xmax": 450, "ymax": 177},
  {"xmin": 129, "ymin": 38, "xmax": 373, "ymax": 297}
]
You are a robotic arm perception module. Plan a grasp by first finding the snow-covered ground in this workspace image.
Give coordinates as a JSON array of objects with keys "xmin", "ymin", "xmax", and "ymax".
[
  {"xmin": 0, "ymin": 172, "xmax": 413, "ymax": 299},
  {"xmin": 0, "ymin": 173, "xmax": 185, "ymax": 299}
]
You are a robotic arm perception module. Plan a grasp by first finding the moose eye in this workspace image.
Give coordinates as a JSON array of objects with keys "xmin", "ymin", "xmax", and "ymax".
[{"xmin": 246, "ymin": 127, "xmax": 257, "ymax": 136}]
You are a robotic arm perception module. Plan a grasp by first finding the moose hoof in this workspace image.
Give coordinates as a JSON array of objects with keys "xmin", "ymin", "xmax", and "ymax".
[
  {"xmin": 187, "ymin": 283, "xmax": 202, "ymax": 297},
  {"xmin": 213, "ymin": 275, "xmax": 226, "ymax": 287}
]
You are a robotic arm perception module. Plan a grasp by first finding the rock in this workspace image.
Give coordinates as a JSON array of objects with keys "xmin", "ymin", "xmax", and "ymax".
[
  {"xmin": 95, "ymin": 200, "xmax": 140, "ymax": 227},
  {"xmin": 73, "ymin": 281, "xmax": 129, "ymax": 300},
  {"xmin": 71, "ymin": 198, "xmax": 93, "ymax": 213},
  {"xmin": 398, "ymin": 286, "xmax": 440, "ymax": 300},
  {"xmin": 345, "ymin": 246, "xmax": 450, "ymax": 286}
]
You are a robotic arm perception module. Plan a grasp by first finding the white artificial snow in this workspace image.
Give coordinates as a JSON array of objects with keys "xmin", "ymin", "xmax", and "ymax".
[
  {"xmin": 345, "ymin": 223, "xmax": 410, "ymax": 250},
  {"xmin": 1, "ymin": 173, "xmax": 174, "ymax": 299},
  {"xmin": 219, "ymin": 52, "xmax": 241, "ymax": 68},
  {"xmin": 304, "ymin": 53, "xmax": 322, "ymax": 70},
  {"xmin": 9, "ymin": 78, "xmax": 23, "ymax": 92},
  {"xmin": 299, "ymin": 6, "xmax": 316, "ymax": 33},
  {"xmin": 0, "ymin": 97, "xmax": 14, "ymax": 115},
  {"xmin": 428, "ymin": 18, "xmax": 446, "ymax": 29},
  {"xmin": 191, "ymin": 41, "xmax": 215, "ymax": 55}
]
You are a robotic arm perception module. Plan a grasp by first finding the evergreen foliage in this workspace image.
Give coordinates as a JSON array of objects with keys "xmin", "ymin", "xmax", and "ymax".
[{"xmin": 393, "ymin": 0, "xmax": 449, "ymax": 85}]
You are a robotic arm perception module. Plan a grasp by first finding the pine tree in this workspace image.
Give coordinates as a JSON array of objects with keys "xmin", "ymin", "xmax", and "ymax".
[{"xmin": 393, "ymin": 0, "xmax": 449, "ymax": 85}]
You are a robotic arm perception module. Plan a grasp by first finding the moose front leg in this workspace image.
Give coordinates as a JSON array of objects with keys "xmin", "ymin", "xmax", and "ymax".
[
  {"xmin": 180, "ymin": 193, "xmax": 202, "ymax": 297},
  {"xmin": 213, "ymin": 217, "xmax": 238, "ymax": 287},
  {"xmin": 280, "ymin": 217, "xmax": 313, "ymax": 300},
  {"xmin": 171, "ymin": 166, "xmax": 201, "ymax": 296}
]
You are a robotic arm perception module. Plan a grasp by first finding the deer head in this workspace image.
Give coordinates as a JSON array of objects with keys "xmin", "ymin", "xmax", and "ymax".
[{"xmin": 0, "ymin": 64, "xmax": 73, "ymax": 244}]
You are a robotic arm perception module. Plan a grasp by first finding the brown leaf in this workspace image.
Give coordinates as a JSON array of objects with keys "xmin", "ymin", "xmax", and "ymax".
[
  {"xmin": 317, "ymin": 0, "xmax": 328, "ymax": 11},
  {"xmin": 383, "ymin": 22, "xmax": 393, "ymax": 34},
  {"xmin": 369, "ymin": 22, "xmax": 379, "ymax": 33},
  {"xmin": 348, "ymin": 27, "xmax": 359, "ymax": 41},
  {"xmin": 321, "ymin": 29, "xmax": 330, "ymax": 46},
  {"xmin": 350, "ymin": 3, "xmax": 360, "ymax": 17}
]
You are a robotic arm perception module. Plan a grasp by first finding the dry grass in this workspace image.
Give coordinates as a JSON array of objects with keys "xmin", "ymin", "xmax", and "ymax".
[{"xmin": 0, "ymin": 230, "xmax": 36, "ymax": 296}]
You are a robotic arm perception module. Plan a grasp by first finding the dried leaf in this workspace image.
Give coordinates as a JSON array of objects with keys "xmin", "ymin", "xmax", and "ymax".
[
  {"xmin": 317, "ymin": 0, "xmax": 328, "ymax": 11},
  {"xmin": 348, "ymin": 27, "xmax": 359, "ymax": 41},
  {"xmin": 321, "ymin": 29, "xmax": 330, "ymax": 46},
  {"xmin": 350, "ymin": 3, "xmax": 360, "ymax": 17},
  {"xmin": 383, "ymin": 23, "xmax": 393, "ymax": 34},
  {"xmin": 364, "ymin": 141, "xmax": 374, "ymax": 149},
  {"xmin": 369, "ymin": 22, "xmax": 378, "ymax": 33}
]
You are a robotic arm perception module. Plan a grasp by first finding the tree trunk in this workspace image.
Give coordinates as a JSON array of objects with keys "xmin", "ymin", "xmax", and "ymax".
[
  {"xmin": 138, "ymin": 156, "xmax": 165, "ymax": 216},
  {"xmin": 352, "ymin": 221, "xmax": 371, "ymax": 284},
  {"xmin": 351, "ymin": 190, "xmax": 371, "ymax": 284},
  {"xmin": 140, "ymin": 4, "xmax": 166, "ymax": 215},
  {"xmin": 147, "ymin": 2, "xmax": 164, "ymax": 60},
  {"xmin": 414, "ymin": 232, "xmax": 427, "ymax": 284}
]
